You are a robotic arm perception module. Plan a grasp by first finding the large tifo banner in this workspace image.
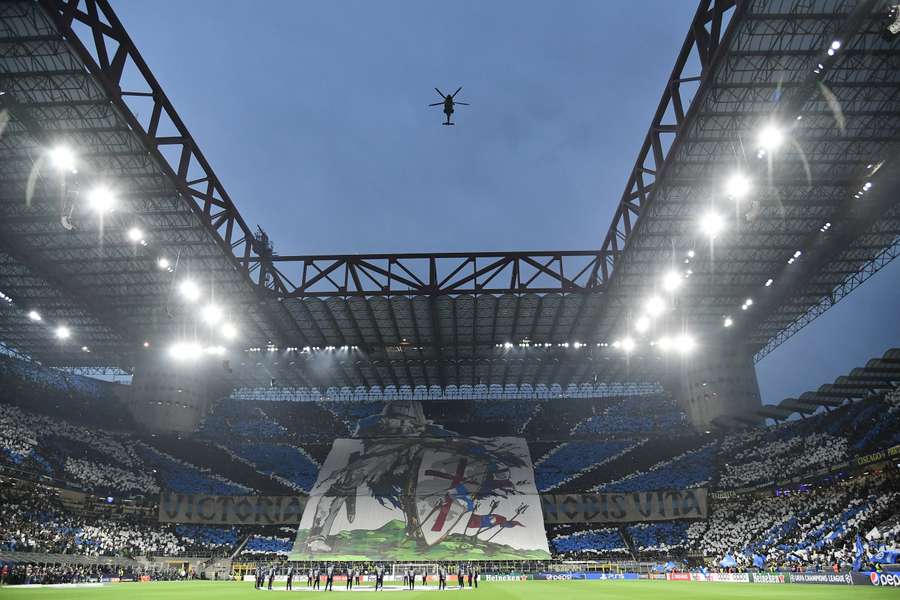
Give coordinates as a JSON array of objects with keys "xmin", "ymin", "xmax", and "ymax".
[
  {"xmin": 542, "ymin": 488, "xmax": 707, "ymax": 524},
  {"xmin": 158, "ymin": 493, "xmax": 306, "ymax": 524},
  {"xmin": 290, "ymin": 436, "xmax": 550, "ymax": 561}
]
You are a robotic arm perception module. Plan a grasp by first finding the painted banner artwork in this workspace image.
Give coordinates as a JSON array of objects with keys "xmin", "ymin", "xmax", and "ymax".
[{"xmin": 291, "ymin": 409, "xmax": 549, "ymax": 561}]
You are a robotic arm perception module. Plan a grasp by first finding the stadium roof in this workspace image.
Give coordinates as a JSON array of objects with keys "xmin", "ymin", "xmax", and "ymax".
[
  {"xmin": 0, "ymin": 0, "xmax": 898, "ymax": 390},
  {"xmin": 712, "ymin": 346, "xmax": 900, "ymax": 428}
]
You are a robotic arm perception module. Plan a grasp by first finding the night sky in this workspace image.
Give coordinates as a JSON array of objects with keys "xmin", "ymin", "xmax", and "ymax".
[{"xmin": 110, "ymin": 0, "xmax": 900, "ymax": 404}]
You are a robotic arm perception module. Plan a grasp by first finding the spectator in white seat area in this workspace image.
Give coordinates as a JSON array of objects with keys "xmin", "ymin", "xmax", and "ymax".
[
  {"xmin": 718, "ymin": 432, "xmax": 847, "ymax": 489},
  {"xmin": 64, "ymin": 457, "xmax": 160, "ymax": 495},
  {"xmin": 688, "ymin": 472, "xmax": 900, "ymax": 571},
  {"xmin": 0, "ymin": 490, "xmax": 188, "ymax": 557}
]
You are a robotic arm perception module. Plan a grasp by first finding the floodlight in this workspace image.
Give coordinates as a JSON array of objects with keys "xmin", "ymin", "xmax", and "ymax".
[
  {"xmin": 178, "ymin": 280, "xmax": 201, "ymax": 302},
  {"xmin": 28, "ymin": 310, "xmax": 41, "ymax": 322},
  {"xmin": 675, "ymin": 334, "xmax": 696, "ymax": 354},
  {"xmin": 830, "ymin": 40, "xmax": 841, "ymax": 50},
  {"xmin": 221, "ymin": 322, "xmax": 237, "ymax": 340},
  {"xmin": 757, "ymin": 125, "xmax": 784, "ymax": 152},
  {"xmin": 699, "ymin": 211, "xmax": 726, "ymax": 239},
  {"xmin": 635, "ymin": 316, "xmax": 650, "ymax": 333},
  {"xmin": 724, "ymin": 173, "xmax": 751, "ymax": 199},
  {"xmin": 169, "ymin": 342, "xmax": 201, "ymax": 361},
  {"xmin": 745, "ymin": 298, "xmax": 754, "ymax": 306},
  {"xmin": 723, "ymin": 316, "xmax": 733, "ymax": 328},
  {"xmin": 48, "ymin": 145, "xmax": 76, "ymax": 173},
  {"xmin": 620, "ymin": 337, "xmax": 635, "ymax": 353},
  {"xmin": 127, "ymin": 227, "xmax": 144, "ymax": 242},
  {"xmin": 645, "ymin": 296, "xmax": 666, "ymax": 317},
  {"xmin": 55, "ymin": 325, "xmax": 70, "ymax": 340},
  {"xmin": 662, "ymin": 270, "xmax": 683, "ymax": 293},
  {"xmin": 201, "ymin": 303, "xmax": 223, "ymax": 325},
  {"xmin": 687, "ymin": 250, "xmax": 695, "ymax": 258},
  {"xmin": 765, "ymin": 278, "xmax": 773, "ymax": 287},
  {"xmin": 157, "ymin": 257, "xmax": 171, "ymax": 270},
  {"xmin": 87, "ymin": 185, "xmax": 116, "ymax": 214}
]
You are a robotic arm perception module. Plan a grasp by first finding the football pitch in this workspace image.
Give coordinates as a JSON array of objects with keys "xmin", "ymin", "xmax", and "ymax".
[{"xmin": 2, "ymin": 580, "xmax": 898, "ymax": 599}]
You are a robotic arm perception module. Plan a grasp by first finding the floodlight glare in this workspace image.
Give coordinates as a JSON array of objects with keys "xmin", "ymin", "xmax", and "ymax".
[
  {"xmin": 621, "ymin": 337, "xmax": 636, "ymax": 353},
  {"xmin": 699, "ymin": 211, "xmax": 726, "ymax": 239},
  {"xmin": 662, "ymin": 270, "xmax": 683, "ymax": 293},
  {"xmin": 221, "ymin": 322, "xmax": 237, "ymax": 340},
  {"xmin": 757, "ymin": 124, "xmax": 784, "ymax": 152},
  {"xmin": 54, "ymin": 325, "xmax": 70, "ymax": 340},
  {"xmin": 127, "ymin": 227, "xmax": 143, "ymax": 242},
  {"xmin": 675, "ymin": 334, "xmax": 696, "ymax": 354},
  {"xmin": 28, "ymin": 310, "xmax": 42, "ymax": 322},
  {"xmin": 635, "ymin": 316, "xmax": 650, "ymax": 333},
  {"xmin": 657, "ymin": 336, "xmax": 672, "ymax": 352},
  {"xmin": 644, "ymin": 295, "xmax": 666, "ymax": 317},
  {"xmin": 204, "ymin": 345, "xmax": 226, "ymax": 356},
  {"xmin": 724, "ymin": 173, "xmax": 751, "ymax": 199},
  {"xmin": 201, "ymin": 303, "xmax": 223, "ymax": 325},
  {"xmin": 169, "ymin": 342, "xmax": 202, "ymax": 361},
  {"xmin": 87, "ymin": 185, "xmax": 116, "ymax": 214},
  {"xmin": 178, "ymin": 280, "xmax": 201, "ymax": 302},
  {"xmin": 48, "ymin": 145, "xmax": 76, "ymax": 173}
]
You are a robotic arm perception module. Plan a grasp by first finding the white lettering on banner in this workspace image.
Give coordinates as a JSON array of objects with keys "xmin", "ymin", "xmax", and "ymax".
[
  {"xmin": 158, "ymin": 493, "xmax": 306, "ymax": 524},
  {"xmin": 690, "ymin": 572, "xmax": 750, "ymax": 583},
  {"xmin": 543, "ymin": 489, "xmax": 707, "ymax": 524},
  {"xmin": 871, "ymin": 573, "xmax": 900, "ymax": 587},
  {"xmin": 751, "ymin": 574, "xmax": 786, "ymax": 584}
]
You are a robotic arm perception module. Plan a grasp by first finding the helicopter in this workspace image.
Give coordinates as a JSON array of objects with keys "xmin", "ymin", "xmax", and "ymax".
[{"xmin": 429, "ymin": 87, "xmax": 468, "ymax": 126}]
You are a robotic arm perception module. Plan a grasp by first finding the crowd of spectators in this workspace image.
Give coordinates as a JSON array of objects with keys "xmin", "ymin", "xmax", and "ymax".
[
  {"xmin": 688, "ymin": 472, "xmax": 900, "ymax": 570},
  {"xmin": 136, "ymin": 444, "xmax": 251, "ymax": 496},
  {"xmin": 0, "ymin": 563, "xmax": 143, "ymax": 585},
  {"xmin": 548, "ymin": 525, "xmax": 629, "ymax": 559},
  {"xmin": 0, "ymin": 490, "xmax": 187, "ymax": 557},
  {"xmin": 598, "ymin": 443, "xmax": 717, "ymax": 493},
  {"xmin": 217, "ymin": 442, "xmax": 319, "ymax": 493},
  {"xmin": 240, "ymin": 534, "xmax": 293, "ymax": 557},
  {"xmin": 533, "ymin": 440, "xmax": 643, "ymax": 491},
  {"xmin": 571, "ymin": 395, "xmax": 689, "ymax": 435},
  {"xmin": 627, "ymin": 521, "xmax": 690, "ymax": 554}
]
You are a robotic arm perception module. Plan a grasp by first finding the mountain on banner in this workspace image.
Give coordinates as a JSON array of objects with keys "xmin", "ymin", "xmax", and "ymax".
[{"xmin": 290, "ymin": 401, "xmax": 549, "ymax": 561}]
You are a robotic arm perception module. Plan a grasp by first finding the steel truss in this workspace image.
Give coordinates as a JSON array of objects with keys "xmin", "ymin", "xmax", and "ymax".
[
  {"xmin": 34, "ymin": 0, "xmax": 272, "ymax": 285},
  {"xmin": 597, "ymin": 0, "xmax": 739, "ymax": 279},
  {"xmin": 249, "ymin": 251, "xmax": 608, "ymax": 298},
  {"xmin": 754, "ymin": 233, "xmax": 900, "ymax": 362}
]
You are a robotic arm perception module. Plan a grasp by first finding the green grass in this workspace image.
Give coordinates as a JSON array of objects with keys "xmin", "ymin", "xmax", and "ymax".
[{"xmin": 1, "ymin": 580, "xmax": 898, "ymax": 599}]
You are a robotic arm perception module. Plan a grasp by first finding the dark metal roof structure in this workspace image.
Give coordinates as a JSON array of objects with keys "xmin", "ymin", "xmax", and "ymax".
[
  {"xmin": 0, "ymin": 0, "xmax": 898, "ymax": 391},
  {"xmin": 713, "ymin": 347, "xmax": 900, "ymax": 428}
]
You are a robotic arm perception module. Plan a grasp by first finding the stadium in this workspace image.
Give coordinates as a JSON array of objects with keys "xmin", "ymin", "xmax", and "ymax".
[{"xmin": 1, "ymin": 0, "xmax": 900, "ymax": 598}]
